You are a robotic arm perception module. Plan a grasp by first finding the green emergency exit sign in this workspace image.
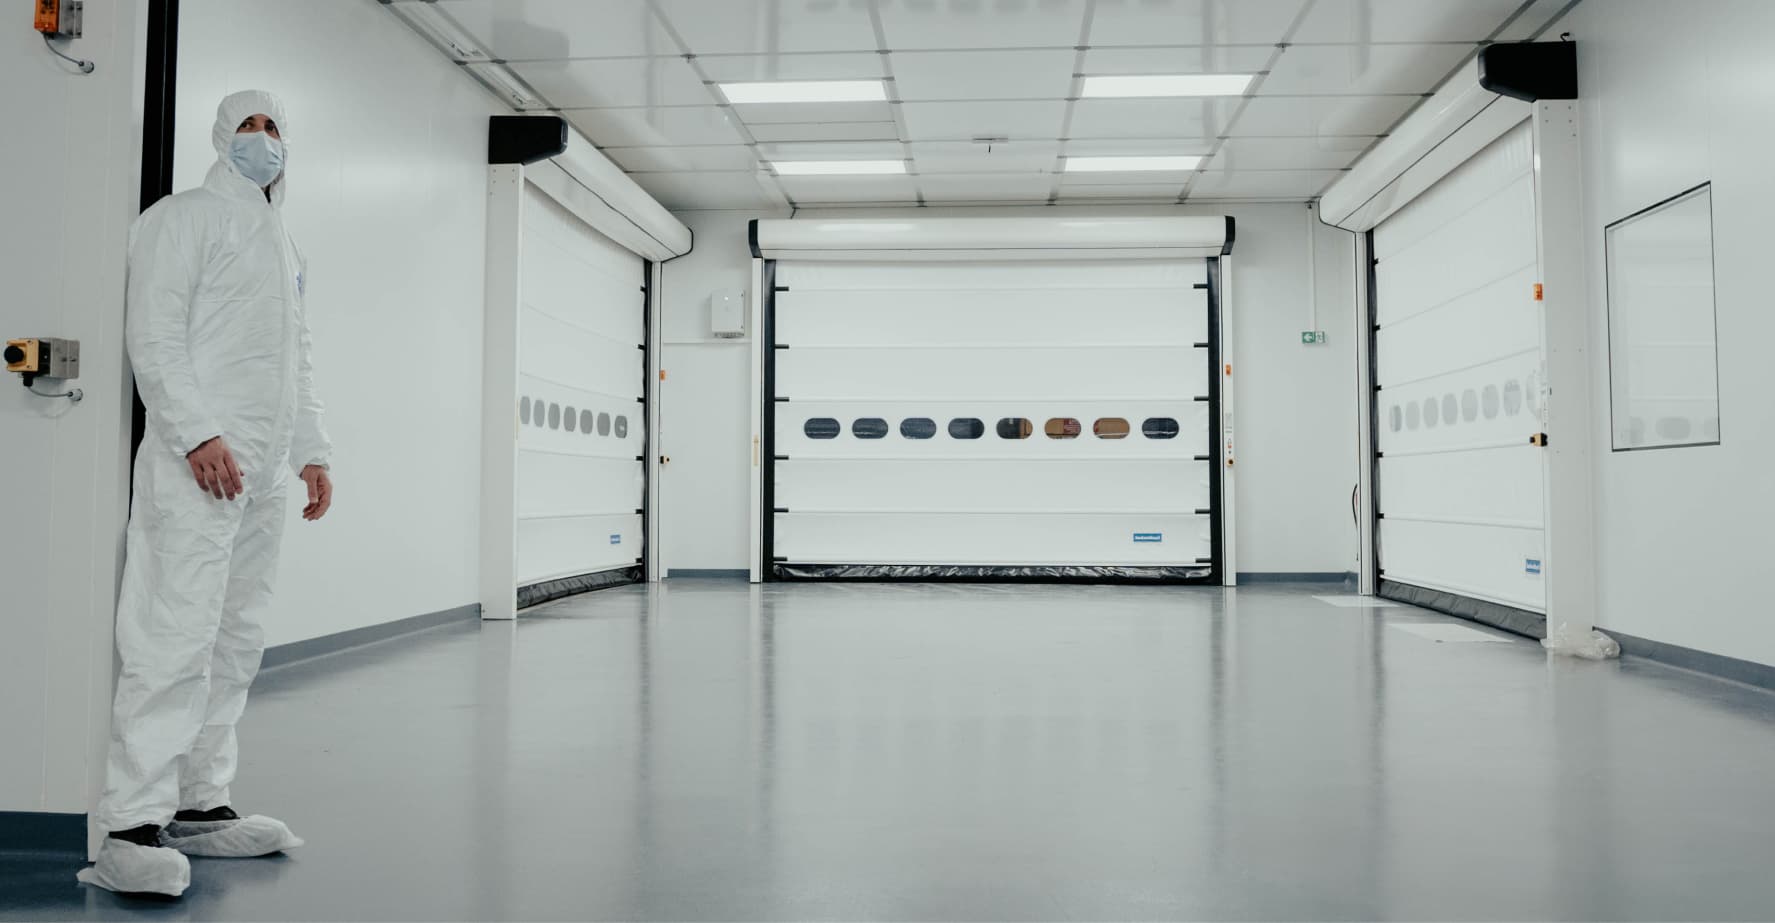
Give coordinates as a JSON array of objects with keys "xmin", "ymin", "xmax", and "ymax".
[{"xmin": 1301, "ymin": 331, "xmax": 1327, "ymax": 345}]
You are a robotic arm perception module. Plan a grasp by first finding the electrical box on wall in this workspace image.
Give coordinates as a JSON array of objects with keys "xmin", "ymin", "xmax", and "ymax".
[
  {"xmin": 35, "ymin": 0, "xmax": 84, "ymax": 38},
  {"xmin": 5, "ymin": 337, "xmax": 80, "ymax": 384},
  {"xmin": 710, "ymin": 290, "xmax": 746, "ymax": 339}
]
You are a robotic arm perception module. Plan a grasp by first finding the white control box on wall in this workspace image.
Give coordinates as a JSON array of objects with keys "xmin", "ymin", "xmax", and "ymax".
[{"xmin": 710, "ymin": 290, "xmax": 746, "ymax": 339}]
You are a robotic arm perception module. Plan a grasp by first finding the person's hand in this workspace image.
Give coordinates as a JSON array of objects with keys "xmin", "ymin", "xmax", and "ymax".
[
  {"xmin": 300, "ymin": 465, "xmax": 333, "ymax": 521},
  {"xmin": 186, "ymin": 437, "xmax": 244, "ymax": 500}
]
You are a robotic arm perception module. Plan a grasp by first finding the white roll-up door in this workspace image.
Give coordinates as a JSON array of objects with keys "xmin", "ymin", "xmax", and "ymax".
[
  {"xmin": 1373, "ymin": 121, "xmax": 1545, "ymax": 612},
  {"xmin": 768, "ymin": 258, "xmax": 1217, "ymax": 578},
  {"xmin": 515, "ymin": 182, "xmax": 646, "ymax": 590}
]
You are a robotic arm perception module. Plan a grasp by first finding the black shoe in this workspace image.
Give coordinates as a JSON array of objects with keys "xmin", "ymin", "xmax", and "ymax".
[
  {"xmin": 108, "ymin": 825, "xmax": 163, "ymax": 848},
  {"xmin": 173, "ymin": 806, "xmax": 239, "ymax": 823}
]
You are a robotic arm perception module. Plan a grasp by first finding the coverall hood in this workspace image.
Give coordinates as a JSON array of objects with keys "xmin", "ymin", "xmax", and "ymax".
[{"xmin": 211, "ymin": 89, "xmax": 289, "ymax": 206}]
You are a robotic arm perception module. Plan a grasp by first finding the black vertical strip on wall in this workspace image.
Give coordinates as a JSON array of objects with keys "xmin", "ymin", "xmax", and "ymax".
[
  {"xmin": 1365, "ymin": 229, "xmax": 1383, "ymax": 580},
  {"xmin": 132, "ymin": 0, "xmax": 180, "ymax": 457},
  {"xmin": 1205, "ymin": 258, "xmax": 1225, "ymax": 584},
  {"xmin": 639, "ymin": 259, "xmax": 653, "ymax": 580},
  {"xmin": 760, "ymin": 260, "xmax": 779, "ymax": 580}
]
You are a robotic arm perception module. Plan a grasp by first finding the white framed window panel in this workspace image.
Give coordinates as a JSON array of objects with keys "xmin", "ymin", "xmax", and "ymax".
[
  {"xmin": 515, "ymin": 182, "xmax": 646, "ymax": 588},
  {"xmin": 771, "ymin": 259, "xmax": 1214, "ymax": 569},
  {"xmin": 1373, "ymin": 121, "xmax": 1545, "ymax": 612}
]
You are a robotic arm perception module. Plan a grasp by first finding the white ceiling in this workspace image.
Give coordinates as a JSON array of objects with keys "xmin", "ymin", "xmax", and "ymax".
[{"xmin": 390, "ymin": 0, "xmax": 1572, "ymax": 210}]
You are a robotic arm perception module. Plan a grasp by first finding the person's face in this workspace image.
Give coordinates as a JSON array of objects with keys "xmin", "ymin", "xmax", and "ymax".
[{"xmin": 236, "ymin": 113, "xmax": 281, "ymax": 141}]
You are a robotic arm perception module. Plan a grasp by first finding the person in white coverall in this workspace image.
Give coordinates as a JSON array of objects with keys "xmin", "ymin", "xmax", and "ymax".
[{"xmin": 78, "ymin": 90, "xmax": 334, "ymax": 898}]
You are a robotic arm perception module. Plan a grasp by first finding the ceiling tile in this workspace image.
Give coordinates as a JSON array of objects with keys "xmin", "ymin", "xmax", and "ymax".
[
  {"xmin": 1082, "ymin": 45, "xmax": 1277, "ymax": 76},
  {"xmin": 507, "ymin": 57, "xmax": 711, "ymax": 109},
  {"xmin": 1085, "ymin": 0, "xmax": 1308, "ymax": 46},
  {"xmin": 695, "ymin": 52, "xmax": 888, "ymax": 83},
  {"xmin": 1294, "ymin": 0, "xmax": 1532, "ymax": 43},
  {"xmin": 918, "ymin": 174, "xmax": 1057, "ymax": 202},
  {"xmin": 891, "ymin": 49, "xmax": 1078, "ymax": 102},
  {"xmin": 759, "ymin": 140, "xmax": 908, "ymax": 160},
  {"xmin": 565, "ymin": 106, "xmax": 749, "ymax": 147},
  {"xmin": 1207, "ymin": 136, "xmax": 1371, "ymax": 171},
  {"xmin": 759, "ymin": 141, "xmax": 907, "ymax": 161},
  {"xmin": 1262, "ymin": 43, "xmax": 1472, "ymax": 96},
  {"xmin": 1187, "ymin": 168, "xmax": 1342, "ymax": 199},
  {"xmin": 1230, "ymin": 94, "xmax": 1420, "ymax": 137},
  {"xmin": 1495, "ymin": 0, "xmax": 1574, "ymax": 41},
  {"xmin": 778, "ymin": 175, "xmax": 920, "ymax": 205},
  {"xmin": 899, "ymin": 100, "xmax": 1067, "ymax": 142},
  {"xmin": 602, "ymin": 145, "xmax": 763, "ymax": 173},
  {"xmin": 433, "ymin": 0, "xmax": 672, "ymax": 60},
  {"xmin": 631, "ymin": 171, "xmax": 789, "ymax": 210},
  {"xmin": 748, "ymin": 122, "xmax": 901, "ymax": 143},
  {"xmin": 730, "ymin": 101, "xmax": 897, "ymax": 125},
  {"xmin": 652, "ymin": 0, "xmax": 879, "ymax": 54},
  {"xmin": 909, "ymin": 141, "xmax": 1059, "ymax": 174},
  {"xmin": 1068, "ymin": 98, "xmax": 1235, "ymax": 141},
  {"xmin": 876, "ymin": 0, "xmax": 1090, "ymax": 51}
]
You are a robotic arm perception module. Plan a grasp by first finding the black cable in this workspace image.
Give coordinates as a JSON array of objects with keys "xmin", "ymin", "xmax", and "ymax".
[
  {"xmin": 43, "ymin": 34, "xmax": 96, "ymax": 75},
  {"xmin": 23, "ymin": 379, "xmax": 83, "ymax": 402}
]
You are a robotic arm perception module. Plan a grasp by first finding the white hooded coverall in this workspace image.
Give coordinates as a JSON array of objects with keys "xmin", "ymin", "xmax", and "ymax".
[{"xmin": 95, "ymin": 90, "xmax": 331, "ymax": 833}]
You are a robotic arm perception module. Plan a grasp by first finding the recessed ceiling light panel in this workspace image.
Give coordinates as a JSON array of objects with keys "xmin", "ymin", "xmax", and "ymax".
[{"xmin": 1064, "ymin": 155, "xmax": 1204, "ymax": 173}]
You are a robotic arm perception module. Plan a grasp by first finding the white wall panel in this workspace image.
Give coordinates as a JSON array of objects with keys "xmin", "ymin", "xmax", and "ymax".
[
  {"xmin": 172, "ymin": 0, "xmax": 506, "ymax": 647},
  {"xmin": 1569, "ymin": 0, "xmax": 1775, "ymax": 666},
  {"xmin": 0, "ymin": 0, "xmax": 142, "ymax": 818},
  {"xmin": 1374, "ymin": 122, "xmax": 1544, "ymax": 611},
  {"xmin": 516, "ymin": 181, "xmax": 647, "ymax": 584}
]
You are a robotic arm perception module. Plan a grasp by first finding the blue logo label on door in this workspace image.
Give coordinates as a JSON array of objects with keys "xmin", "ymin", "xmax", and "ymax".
[
  {"xmin": 1133, "ymin": 533, "xmax": 1164, "ymax": 544},
  {"xmin": 610, "ymin": 534, "xmax": 622, "ymax": 545},
  {"xmin": 1525, "ymin": 557, "xmax": 1542, "ymax": 575}
]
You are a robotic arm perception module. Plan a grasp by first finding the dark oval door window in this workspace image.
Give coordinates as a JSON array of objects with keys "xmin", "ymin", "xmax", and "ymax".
[
  {"xmin": 598, "ymin": 412, "xmax": 612, "ymax": 436},
  {"xmin": 614, "ymin": 416, "xmax": 629, "ymax": 439},
  {"xmin": 580, "ymin": 410, "xmax": 595, "ymax": 434},
  {"xmin": 996, "ymin": 417, "xmax": 1033, "ymax": 439},
  {"xmin": 1142, "ymin": 417, "xmax": 1180, "ymax": 439},
  {"xmin": 520, "ymin": 396, "xmax": 532, "ymax": 425},
  {"xmin": 805, "ymin": 418, "xmax": 842, "ymax": 439},
  {"xmin": 548, "ymin": 403, "xmax": 562, "ymax": 430},
  {"xmin": 852, "ymin": 417, "xmax": 889, "ymax": 439},
  {"xmin": 948, "ymin": 418, "xmax": 985, "ymax": 440},
  {"xmin": 900, "ymin": 417, "xmax": 937, "ymax": 439}
]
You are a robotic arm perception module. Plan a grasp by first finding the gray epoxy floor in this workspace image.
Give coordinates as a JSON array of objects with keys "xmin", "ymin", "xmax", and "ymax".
[{"xmin": 6, "ymin": 581, "xmax": 1775, "ymax": 921}]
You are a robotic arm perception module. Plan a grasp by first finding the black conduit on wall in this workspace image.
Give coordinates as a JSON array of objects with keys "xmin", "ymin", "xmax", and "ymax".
[{"xmin": 132, "ymin": 0, "xmax": 180, "ymax": 457}]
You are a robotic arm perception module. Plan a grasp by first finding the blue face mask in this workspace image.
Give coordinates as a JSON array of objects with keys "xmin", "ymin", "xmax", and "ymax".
[{"xmin": 228, "ymin": 131, "xmax": 284, "ymax": 188}]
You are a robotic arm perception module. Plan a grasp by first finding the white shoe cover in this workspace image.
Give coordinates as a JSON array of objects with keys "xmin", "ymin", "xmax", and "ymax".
[
  {"xmin": 161, "ymin": 814, "xmax": 304, "ymax": 857},
  {"xmin": 76, "ymin": 838, "xmax": 191, "ymax": 897}
]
